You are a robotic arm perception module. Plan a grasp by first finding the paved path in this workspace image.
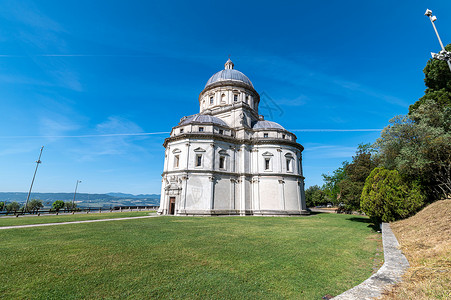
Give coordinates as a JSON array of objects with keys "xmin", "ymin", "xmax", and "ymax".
[
  {"xmin": 309, "ymin": 208, "xmax": 337, "ymax": 213},
  {"xmin": 333, "ymin": 223, "xmax": 410, "ymax": 299},
  {"xmin": 0, "ymin": 215, "xmax": 157, "ymax": 230}
]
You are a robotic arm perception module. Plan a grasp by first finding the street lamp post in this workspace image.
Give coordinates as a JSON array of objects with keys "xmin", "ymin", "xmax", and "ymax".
[
  {"xmin": 72, "ymin": 180, "xmax": 81, "ymax": 212},
  {"xmin": 425, "ymin": 9, "xmax": 451, "ymax": 72},
  {"xmin": 25, "ymin": 146, "xmax": 44, "ymax": 214}
]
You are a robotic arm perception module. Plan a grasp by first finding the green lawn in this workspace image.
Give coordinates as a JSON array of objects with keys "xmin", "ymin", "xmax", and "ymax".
[
  {"xmin": 0, "ymin": 213, "xmax": 381, "ymax": 299},
  {"xmin": 0, "ymin": 211, "xmax": 153, "ymax": 227}
]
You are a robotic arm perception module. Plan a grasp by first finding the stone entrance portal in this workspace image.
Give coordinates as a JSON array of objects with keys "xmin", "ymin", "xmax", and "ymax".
[{"xmin": 169, "ymin": 197, "xmax": 176, "ymax": 215}]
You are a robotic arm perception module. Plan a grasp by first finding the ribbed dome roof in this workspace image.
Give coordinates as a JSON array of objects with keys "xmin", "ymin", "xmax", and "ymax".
[
  {"xmin": 180, "ymin": 114, "xmax": 228, "ymax": 127},
  {"xmin": 204, "ymin": 58, "xmax": 253, "ymax": 89},
  {"xmin": 252, "ymin": 120, "xmax": 285, "ymax": 130}
]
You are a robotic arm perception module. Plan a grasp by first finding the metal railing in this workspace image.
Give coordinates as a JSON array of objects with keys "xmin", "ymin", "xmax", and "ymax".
[{"xmin": 0, "ymin": 206, "xmax": 159, "ymax": 216}]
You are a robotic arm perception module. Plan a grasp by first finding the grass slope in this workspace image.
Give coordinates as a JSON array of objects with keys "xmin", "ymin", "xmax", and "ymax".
[
  {"xmin": 0, "ymin": 211, "xmax": 152, "ymax": 227},
  {"xmin": 0, "ymin": 213, "xmax": 381, "ymax": 299},
  {"xmin": 382, "ymin": 199, "xmax": 451, "ymax": 299}
]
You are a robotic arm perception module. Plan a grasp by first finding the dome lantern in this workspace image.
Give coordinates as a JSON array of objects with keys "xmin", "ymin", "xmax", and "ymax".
[{"xmin": 224, "ymin": 58, "xmax": 234, "ymax": 70}]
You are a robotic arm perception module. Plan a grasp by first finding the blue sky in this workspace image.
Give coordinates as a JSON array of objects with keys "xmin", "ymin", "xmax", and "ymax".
[{"xmin": 1, "ymin": 0, "xmax": 450, "ymax": 194}]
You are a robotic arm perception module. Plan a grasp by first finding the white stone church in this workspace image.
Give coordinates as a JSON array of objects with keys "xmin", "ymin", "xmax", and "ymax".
[{"xmin": 158, "ymin": 59, "xmax": 308, "ymax": 216}]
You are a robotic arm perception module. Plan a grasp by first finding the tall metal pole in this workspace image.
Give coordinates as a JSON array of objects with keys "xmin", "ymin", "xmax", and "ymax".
[
  {"xmin": 72, "ymin": 180, "xmax": 81, "ymax": 211},
  {"xmin": 429, "ymin": 16, "xmax": 446, "ymax": 50},
  {"xmin": 25, "ymin": 146, "xmax": 44, "ymax": 213},
  {"xmin": 425, "ymin": 9, "xmax": 451, "ymax": 72}
]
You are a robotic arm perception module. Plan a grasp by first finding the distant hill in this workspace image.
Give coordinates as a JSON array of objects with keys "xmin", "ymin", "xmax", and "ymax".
[
  {"xmin": 0, "ymin": 192, "xmax": 160, "ymax": 207},
  {"xmin": 106, "ymin": 192, "xmax": 160, "ymax": 199}
]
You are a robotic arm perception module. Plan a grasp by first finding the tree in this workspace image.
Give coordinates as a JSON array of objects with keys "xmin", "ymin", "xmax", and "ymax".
[
  {"xmin": 360, "ymin": 167, "xmax": 425, "ymax": 223},
  {"xmin": 409, "ymin": 44, "xmax": 451, "ymax": 114},
  {"xmin": 64, "ymin": 202, "xmax": 77, "ymax": 211},
  {"xmin": 375, "ymin": 100, "xmax": 451, "ymax": 199},
  {"xmin": 6, "ymin": 202, "xmax": 20, "ymax": 213},
  {"xmin": 0, "ymin": 201, "xmax": 4, "ymax": 211},
  {"xmin": 322, "ymin": 161, "xmax": 348, "ymax": 205},
  {"xmin": 305, "ymin": 185, "xmax": 324, "ymax": 207},
  {"xmin": 52, "ymin": 200, "xmax": 65, "ymax": 212},
  {"xmin": 337, "ymin": 179, "xmax": 364, "ymax": 211},
  {"xmin": 311, "ymin": 188, "xmax": 327, "ymax": 207},
  {"xmin": 26, "ymin": 199, "xmax": 44, "ymax": 213},
  {"xmin": 337, "ymin": 144, "xmax": 377, "ymax": 211}
]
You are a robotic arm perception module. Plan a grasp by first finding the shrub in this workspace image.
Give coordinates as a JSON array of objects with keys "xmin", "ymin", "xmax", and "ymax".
[
  {"xmin": 52, "ymin": 200, "xmax": 65, "ymax": 212},
  {"xmin": 360, "ymin": 167, "xmax": 425, "ymax": 223},
  {"xmin": 6, "ymin": 202, "xmax": 20, "ymax": 213},
  {"xmin": 26, "ymin": 199, "xmax": 44, "ymax": 213},
  {"xmin": 64, "ymin": 202, "xmax": 77, "ymax": 211}
]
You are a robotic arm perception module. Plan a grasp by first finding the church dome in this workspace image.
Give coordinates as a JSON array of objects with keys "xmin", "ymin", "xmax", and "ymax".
[
  {"xmin": 180, "ymin": 114, "xmax": 228, "ymax": 127},
  {"xmin": 205, "ymin": 58, "xmax": 254, "ymax": 89},
  {"xmin": 252, "ymin": 120, "xmax": 285, "ymax": 130}
]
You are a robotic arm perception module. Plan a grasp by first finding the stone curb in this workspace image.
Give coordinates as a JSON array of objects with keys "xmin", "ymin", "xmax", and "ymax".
[
  {"xmin": 333, "ymin": 223, "xmax": 409, "ymax": 300},
  {"xmin": 0, "ymin": 215, "xmax": 156, "ymax": 230}
]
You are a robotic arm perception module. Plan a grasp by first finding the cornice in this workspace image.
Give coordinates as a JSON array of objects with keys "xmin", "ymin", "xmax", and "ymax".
[
  {"xmin": 199, "ymin": 80, "xmax": 260, "ymax": 102},
  {"xmin": 163, "ymin": 133, "xmax": 304, "ymax": 151},
  {"xmin": 162, "ymin": 169, "xmax": 305, "ymax": 180}
]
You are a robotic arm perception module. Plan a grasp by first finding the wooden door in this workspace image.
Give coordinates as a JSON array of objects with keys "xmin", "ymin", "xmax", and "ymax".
[{"xmin": 169, "ymin": 197, "xmax": 176, "ymax": 215}]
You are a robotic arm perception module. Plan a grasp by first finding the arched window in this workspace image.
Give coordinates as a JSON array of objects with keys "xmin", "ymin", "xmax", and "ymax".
[{"xmin": 285, "ymin": 153, "xmax": 294, "ymax": 173}]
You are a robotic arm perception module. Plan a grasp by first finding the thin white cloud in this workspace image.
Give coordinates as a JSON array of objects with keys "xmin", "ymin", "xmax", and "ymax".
[
  {"xmin": 249, "ymin": 55, "xmax": 409, "ymax": 108},
  {"xmin": 0, "ymin": 129, "xmax": 381, "ymax": 139},
  {"xmin": 0, "ymin": 73, "xmax": 51, "ymax": 86},
  {"xmin": 332, "ymin": 79, "xmax": 409, "ymax": 107},
  {"xmin": 96, "ymin": 116, "xmax": 143, "ymax": 134},
  {"xmin": 0, "ymin": 54, "xmax": 167, "ymax": 57},
  {"xmin": 273, "ymin": 94, "xmax": 308, "ymax": 107},
  {"xmin": 2, "ymin": 1, "xmax": 64, "ymax": 32},
  {"xmin": 303, "ymin": 144, "xmax": 357, "ymax": 159},
  {"xmin": 39, "ymin": 116, "xmax": 81, "ymax": 139},
  {"xmin": 0, "ymin": 142, "xmax": 38, "ymax": 156},
  {"xmin": 71, "ymin": 116, "xmax": 156, "ymax": 161},
  {"xmin": 50, "ymin": 69, "xmax": 82, "ymax": 91},
  {"xmin": 1, "ymin": 1, "xmax": 66, "ymax": 52},
  {"xmin": 290, "ymin": 129, "xmax": 382, "ymax": 132},
  {"xmin": 0, "ymin": 1, "xmax": 84, "ymax": 91},
  {"xmin": 37, "ymin": 54, "xmax": 160, "ymax": 57},
  {"xmin": 0, "ymin": 132, "xmax": 170, "ymax": 139}
]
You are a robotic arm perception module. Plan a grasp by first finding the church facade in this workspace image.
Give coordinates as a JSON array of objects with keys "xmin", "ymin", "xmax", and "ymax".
[{"xmin": 158, "ymin": 59, "xmax": 308, "ymax": 216}]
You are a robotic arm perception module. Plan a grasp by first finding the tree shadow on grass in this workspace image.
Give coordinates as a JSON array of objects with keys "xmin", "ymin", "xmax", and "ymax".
[
  {"xmin": 346, "ymin": 216, "xmax": 380, "ymax": 232},
  {"xmin": 307, "ymin": 211, "xmax": 324, "ymax": 216}
]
